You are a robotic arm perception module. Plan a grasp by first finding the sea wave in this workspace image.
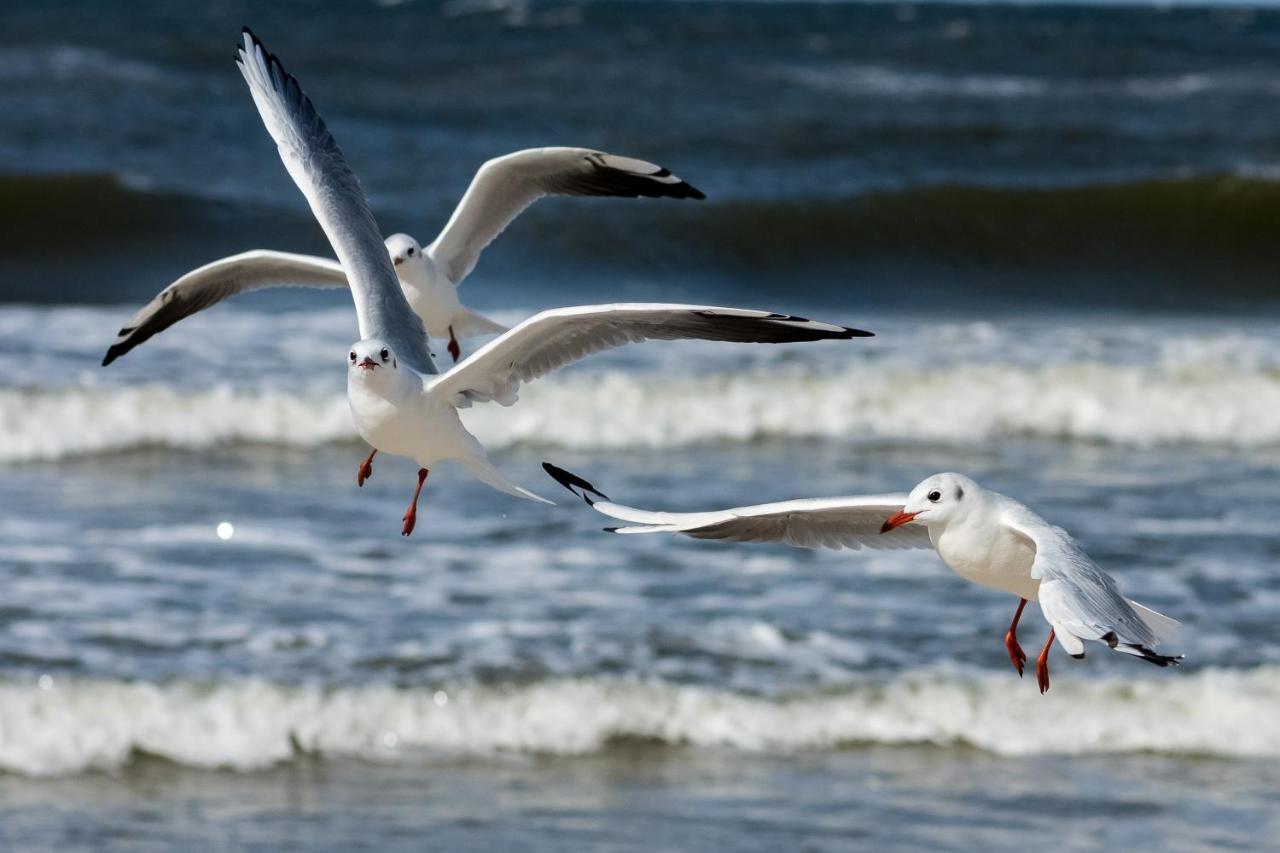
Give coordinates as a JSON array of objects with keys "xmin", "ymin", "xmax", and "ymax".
[
  {"xmin": 0, "ymin": 385, "xmax": 354, "ymax": 462},
  {"xmin": 8, "ymin": 172, "xmax": 1280, "ymax": 309},
  {"xmin": 6, "ymin": 354, "xmax": 1280, "ymax": 461},
  {"xmin": 0, "ymin": 667, "xmax": 1274, "ymax": 776}
]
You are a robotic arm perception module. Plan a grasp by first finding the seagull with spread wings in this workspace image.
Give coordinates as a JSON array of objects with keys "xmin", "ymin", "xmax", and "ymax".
[
  {"xmin": 544, "ymin": 464, "xmax": 1182, "ymax": 692},
  {"xmin": 101, "ymin": 150, "xmax": 703, "ymax": 367},
  {"xmin": 230, "ymin": 28, "xmax": 870, "ymax": 535}
]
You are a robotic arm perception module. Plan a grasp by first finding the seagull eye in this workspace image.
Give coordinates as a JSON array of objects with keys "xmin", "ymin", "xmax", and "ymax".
[
  {"xmin": 380, "ymin": 348, "xmax": 390, "ymax": 362},
  {"xmin": 349, "ymin": 351, "xmax": 356, "ymax": 363},
  {"xmin": 407, "ymin": 247, "xmax": 415, "ymax": 256},
  {"xmin": 927, "ymin": 490, "xmax": 942, "ymax": 502}
]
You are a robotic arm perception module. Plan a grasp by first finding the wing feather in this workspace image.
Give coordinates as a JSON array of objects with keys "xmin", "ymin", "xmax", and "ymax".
[
  {"xmin": 235, "ymin": 28, "xmax": 435, "ymax": 375},
  {"xmin": 102, "ymin": 251, "xmax": 349, "ymax": 365},
  {"xmin": 543, "ymin": 463, "xmax": 931, "ymax": 551},
  {"xmin": 428, "ymin": 147, "xmax": 704, "ymax": 284},
  {"xmin": 428, "ymin": 304, "xmax": 870, "ymax": 407},
  {"xmin": 1004, "ymin": 511, "xmax": 1181, "ymax": 664}
]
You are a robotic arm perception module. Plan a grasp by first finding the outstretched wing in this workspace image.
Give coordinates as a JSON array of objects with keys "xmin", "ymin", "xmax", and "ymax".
[
  {"xmin": 543, "ymin": 463, "xmax": 929, "ymax": 550},
  {"xmin": 1004, "ymin": 512, "xmax": 1181, "ymax": 665},
  {"xmin": 102, "ymin": 251, "xmax": 349, "ymax": 365},
  {"xmin": 428, "ymin": 148, "xmax": 704, "ymax": 284},
  {"xmin": 428, "ymin": 304, "xmax": 871, "ymax": 407},
  {"xmin": 235, "ymin": 28, "xmax": 435, "ymax": 375}
]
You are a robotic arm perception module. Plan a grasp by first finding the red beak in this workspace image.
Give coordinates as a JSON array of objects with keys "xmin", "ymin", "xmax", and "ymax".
[
  {"xmin": 393, "ymin": 256, "xmax": 404, "ymax": 266},
  {"xmin": 879, "ymin": 511, "xmax": 918, "ymax": 534},
  {"xmin": 359, "ymin": 357, "xmax": 378, "ymax": 370}
]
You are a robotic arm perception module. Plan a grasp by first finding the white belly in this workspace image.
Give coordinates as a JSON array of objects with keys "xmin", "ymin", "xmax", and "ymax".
[
  {"xmin": 401, "ymin": 276, "xmax": 463, "ymax": 339},
  {"xmin": 347, "ymin": 376, "xmax": 479, "ymax": 468},
  {"xmin": 933, "ymin": 524, "xmax": 1041, "ymax": 600}
]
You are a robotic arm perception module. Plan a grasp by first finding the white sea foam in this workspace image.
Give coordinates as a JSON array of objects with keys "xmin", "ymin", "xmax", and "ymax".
[
  {"xmin": 6, "ymin": 353, "xmax": 1280, "ymax": 461},
  {"xmin": 0, "ymin": 668, "xmax": 1274, "ymax": 776},
  {"xmin": 0, "ymin": 384, "xmax": 353, "ymax": 462}
]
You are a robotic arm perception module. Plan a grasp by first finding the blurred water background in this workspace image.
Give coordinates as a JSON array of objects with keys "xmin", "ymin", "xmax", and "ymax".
[{"xmin": 1, "ymin": 1, "xmax": 1279, "ymax": 849}]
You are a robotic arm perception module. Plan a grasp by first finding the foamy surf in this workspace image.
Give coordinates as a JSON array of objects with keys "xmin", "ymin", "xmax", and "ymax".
[
  {"xmin": 6, "ymin": 353, "xmax": 1280, "ymax": 461},
  {"xmin": 0, "ymin": 668, "xmax": 1274, "ymax": 776}
]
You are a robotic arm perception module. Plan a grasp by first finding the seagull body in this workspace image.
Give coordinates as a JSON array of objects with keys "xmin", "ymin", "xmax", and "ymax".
[
  {"xmin": 101, "ymin": 151, "xmax": 703, "ymax": 367},
  {"xmin": 384, "ymin": 234, "xmax": 504, "ymax": 359},
  {"xmin": 233, "ymin": 29, "xmax": 869, "ymax": 534},
  {"xmin": 544, "ymin": 465, "xmax": 1181, "ymax": 692}
]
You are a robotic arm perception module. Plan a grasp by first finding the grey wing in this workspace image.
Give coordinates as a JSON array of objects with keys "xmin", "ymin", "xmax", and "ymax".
[
  {"xmin": 1005, "ymin": 513, "xmax": 1181, "ymax": 664},
  {"xmin": 429, "ymin": 303, "xmax": 871, "ymax": 407},
  {"xmin": 544, "ymin": 463, "xmax": 931, "ymax": 551},
  {"xmin": 102, "ymin": 250, "xmax": 349, "ymax": 365},
  {"xmin": 428, "ymin": 148, "xmax": 705, "ymax": 284},
  {"xmin": 235, "ymin": 28, "xmax": 435, "ymax": 375}
]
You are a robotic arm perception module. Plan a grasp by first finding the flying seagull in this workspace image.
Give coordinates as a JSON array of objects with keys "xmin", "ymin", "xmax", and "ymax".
[
  {"xmin": 544, "ymin": 464, "xmax": 1182, "ymax": 692},
  {"xmin": 233, "ymin": 28, "xmax": 870, "ymax": 535},
  {"xmin": 101, "ymin": 153, "xmax": 703, "ymax": 367}
]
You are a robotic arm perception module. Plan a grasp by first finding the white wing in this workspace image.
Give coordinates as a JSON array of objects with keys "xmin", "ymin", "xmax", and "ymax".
[
  {"xmin": 1003, "ymin": 511, "xmax": 1182, "ymax": 665},
  {"xmin": 427, "ymin": 304, "xmax": 870, "ymax": 407},
  {"xmin": 102, "ymin": 250, "xmax": 349, "ymax": 365},
  {"xmin": 428, "ymin": 148, "xmax": 704, "ymax": 284},
  {"xmin": 543, "ymin": 463, "xmax": 931, "ymax": 551},
  {"xmin": 235, "ymin": 28, "xmax": 436, "ymax": 375}
]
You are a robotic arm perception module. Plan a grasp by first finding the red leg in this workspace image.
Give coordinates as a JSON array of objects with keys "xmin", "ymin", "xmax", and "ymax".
[
  {"xmin": 1004, "ymin": 598, "xmax": 1028, "ymax": 677},
  {"xmin": 357, "ymin": 448, "xmax": 377, "ymax": 487},
  {"xmin": 447, "ymin": 327, "xmax": 460, "ymax": 362},
  {"xmin": 1036, "ymin": 628, "xmax": 1056, "ymax": 695},
  {"xmin": 401, "ymin": 468, "xmax": 429, "ymax": 536}
]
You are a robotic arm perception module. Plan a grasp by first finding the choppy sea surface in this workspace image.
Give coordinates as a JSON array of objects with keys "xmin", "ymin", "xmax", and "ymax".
[{"xmin": 2, "ymin": 1, "xmax": 1280, "ymax": 851}]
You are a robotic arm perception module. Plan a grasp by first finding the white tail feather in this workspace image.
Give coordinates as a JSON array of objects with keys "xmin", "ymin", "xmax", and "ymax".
[
  {"xmin": 461, "ymin": 455, "xmax": 553, "ymax": 504},
  {"xmin": 1126, "ymin": 599, "xmax": 1182, "ymax": 642},
  {"xmin": 452, "ymin": 308, "xmax": 508, "ymax": 338}
]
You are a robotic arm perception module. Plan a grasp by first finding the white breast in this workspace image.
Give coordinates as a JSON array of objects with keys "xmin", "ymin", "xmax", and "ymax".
[
  {"xmin": 399, "ymin": 258, "xmax": 463, "ymax": 339},
  {"xmin": 347, "ymin": 373, "xmax": 424, "ymax": 458},
  {"xmin": 933, "ymin": 520, "xmax": 1040, "ymax": 600}
]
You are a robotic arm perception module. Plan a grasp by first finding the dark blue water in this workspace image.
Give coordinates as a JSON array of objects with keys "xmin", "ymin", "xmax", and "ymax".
[{"xmin": 1, "ymin": 1, "xmax": 1279, "ymax": 850}]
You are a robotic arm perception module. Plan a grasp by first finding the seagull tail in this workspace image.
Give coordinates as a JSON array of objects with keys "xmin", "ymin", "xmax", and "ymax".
[
  {"xmin": 452, "ymin": 309, "xmax": 508, "ymax": 338},
  {"xmin": 461, "ymin": 455, "xmax": 553, "ymax": 505},
  {"xmin": 1126, "ymin": 598, "xmax": 1182, "ymax": 643}
]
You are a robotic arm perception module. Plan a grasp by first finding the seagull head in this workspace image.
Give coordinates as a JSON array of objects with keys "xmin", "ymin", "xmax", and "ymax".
[
  {"xmin": 348, "ymin": 339, "xmax": 397, "ymax": 377},
  {"xmin": 881, "ymin": 472, "xmax": 979, "ymax": 533},
  {"xmin": 385, "ymin": 233, "xmax": 424, "ymax": 272}
]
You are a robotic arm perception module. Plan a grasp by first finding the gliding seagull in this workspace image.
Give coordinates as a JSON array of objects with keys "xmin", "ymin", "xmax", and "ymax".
[
  {"xmin": 544, "ymin": 464, "xmax": 1182, "ymax": 692},
  {"xmin": 101, "ymin": 154, "xmax": 703, "ymax": 367},
  {"xmin": 234, "ymin": 28, "xmax": 869, "ymax": 535}
]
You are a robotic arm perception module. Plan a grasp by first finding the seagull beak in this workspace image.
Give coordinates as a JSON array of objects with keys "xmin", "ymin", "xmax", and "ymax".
[
  {"xmin": 359, "ymin": 357, "xmax": 378, "ymax": 370},
  {"xmin": 880, "ymin": 511, "xmax": 918, "ymax": 534},
  {"xmin": 392, "ymin": 256, "xmax": 404, "ymax": 267}
]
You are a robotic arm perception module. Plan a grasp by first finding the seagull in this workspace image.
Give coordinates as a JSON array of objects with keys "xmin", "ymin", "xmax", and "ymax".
[
  {"xmin": 233, "ymin": 28, "xmax": 870, "ymax": 535},
  {"xmin": 100, "ymin": 153, "xmax": 703, "ymax": 367},
  {"xmin": 543, "ymin": 464, "xmax": 1182, "ymax": 692}
]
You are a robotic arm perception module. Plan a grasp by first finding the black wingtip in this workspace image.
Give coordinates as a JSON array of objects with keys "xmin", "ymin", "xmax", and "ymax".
[
  {"xmin": 603, "ymin": 527, "xmax": 620, "ymax": 534},
  {"xmin": 686, "ymin": 184, "xmax": 707, "ymax": 201},
  {"xmin": 1127, "ymin": 643, "xmax": 1184, "ymax": 667},
  {"xmin": 101, "ymin": 345, "xmax": 123, "ymax": 367},
  {"xmin": 846, "ymin": 327, "xmax": 874, "ymax": 338},
  {"xmin": 542, "ymin": 462, "xmax": 609, "ymax": 503}
]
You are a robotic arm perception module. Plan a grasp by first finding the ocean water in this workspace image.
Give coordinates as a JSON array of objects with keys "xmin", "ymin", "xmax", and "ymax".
[{"xmin": 2, "ymin": 1, "xmax": 1280, "ymax": 851}]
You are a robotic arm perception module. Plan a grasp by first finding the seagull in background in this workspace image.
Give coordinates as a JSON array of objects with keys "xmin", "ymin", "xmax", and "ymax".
[
  {"xmin": 233, "ymin": 28, "xmax": 870, "ymax": 535},
  {"xmin": 101, "ymin": 152, "xmax": 703, "ymax": 367},
  {"xmin": 544, "ymin": 464, "xmax": 1182, "ymax": 692}
]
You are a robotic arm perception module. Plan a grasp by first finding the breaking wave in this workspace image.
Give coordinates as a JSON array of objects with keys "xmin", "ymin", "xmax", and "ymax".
[
  {"xmin": 9, "ymin": 172, "xmax": 1280, "ymax": 309},
  {"xmin": 0, "ymin": 667, "xmax": 1274, "ymax": 776},
  {"xmin": 6, "ymin": 353, "xmax": 1280, "ymax": 461}
]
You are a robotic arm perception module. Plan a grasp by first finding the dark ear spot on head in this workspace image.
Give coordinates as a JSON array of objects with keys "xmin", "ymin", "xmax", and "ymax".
[
  {"xmin": 393, "ymin": 357, "xmax": 397, "ymax": 368},
  {"xmin": 956, "ymin": 485, "xmax": 964, "ymax": 500}
]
